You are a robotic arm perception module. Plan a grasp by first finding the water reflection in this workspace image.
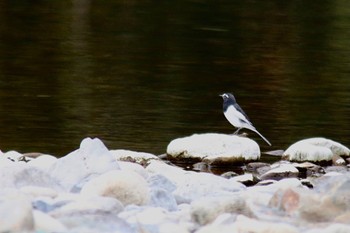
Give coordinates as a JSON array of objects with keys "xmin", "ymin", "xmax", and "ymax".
[{"xmin": 0, "ymin": 1, "xmax": 349, "ymax": 156}]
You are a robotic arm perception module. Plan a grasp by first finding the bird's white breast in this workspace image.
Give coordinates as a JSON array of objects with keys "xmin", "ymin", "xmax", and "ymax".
[{"xmin": 224, "ymin": 105, "xmax": 250, "ymax": 128}]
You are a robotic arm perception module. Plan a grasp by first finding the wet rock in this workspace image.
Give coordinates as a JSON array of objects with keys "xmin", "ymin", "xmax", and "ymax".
[
  {"xmin": 50, "ymin": 137, "xmax": 120, "ymax": 191},
  {"xmin": 260, "ymin": 163, "xmax": 299, "ymax": 181},
  {"xmin": 191, "ymin": 195, "xmax": 253, "ymax": 225},
  {"xmin": 332, "ymin": 154, "xmax": 346, "ymax": 166},
  {"xmin": 167, "ymin": 133, "xmax": 260, "ymax": 164},
  {"xmin": 230, "ymin": 173, "xmax": 260, "ymax": 186},
  {"xmin": 110, "ymin": 149, "xmax": 159, "ymax": 166},
  {"xmin": 283, "ymin": 138, "xmax": 350, "ymax": 162},
  {"xmin": 220, "ymin": 171, "xmax": 239, "ymax": 179},
  {"xmin": 81, "ymin": 170, "xmax": 150, "ymax": 206},
  {"xmin": 293, "ymin": 162, "xmax": 325, "ymax": 178},
  {"xmin": 246, "ymin": 162, "xmax": 270, "ymax": 172},
  {"xmin": 0, "ymin": 190, "xmax": 34, "ymax": 232}
]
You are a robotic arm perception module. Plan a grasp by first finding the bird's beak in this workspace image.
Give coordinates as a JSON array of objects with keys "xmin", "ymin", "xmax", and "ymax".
[{"xmin": 219, "ymin": 94, "xmax": 224, "ymax": 98}]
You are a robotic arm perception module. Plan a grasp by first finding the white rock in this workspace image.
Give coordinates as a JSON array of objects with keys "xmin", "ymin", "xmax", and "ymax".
[
  {"xmin": 20, "ymin": 186, "xmax": 58, "ymax": 199},
  {"xmin": 0, "ymin": 190, "xmax": 34, "ymax": 232},
  {"xmin": 0, "ymin": 156, "xmax": 14, "ymax": 167},
  {"xmin": 110, "ymin": 149, "xmax": 159, "ymax": 163},
  {"xmin": 191, "ymin": 195, "xmax": 252, "ymax": 225},
  {"xmin": 283, "ymin": 138, "xmax": 350, "ymax": 162},
  {"xmin": 0, "ymin": 163, "xmax": 62, "ymax": 190},
  {"xmin": 27, "ymin": 154, "xmax": 57, "ymax": 171},
  {"xmin": 3, "ymin": 150, "xmax": 24, "ymax": 161},
  {"xmin": 81, "ymin": 170, "xmax": 150, "ymax": 205},
  {"xmin": 50, "ymin": 137, "xmax": 120, "ymax": 191},
  {"xmin": 167, "ymin": 133, "xmax": 260, "ymax": 164},
  {"xmin": 147, "ymin": 161, "xmax": 245, "ymax": 203},
  {"xmin": 118, "ymin": 161, "xmax": 149, "ymax": 179},
  {"xmin": 234, "ymin": 215, "xmax": 299, "ymax": 233},
  {"xmin": 51, "ymin": 195, "xmax": 124, "ymax": 217},
  {"xmin": 33, "ymin": 210, "xmax": 67, "ymax": 232},
  {"xmin": 306, "ymin": 224, "xmax": 350, "ymax": 233}
]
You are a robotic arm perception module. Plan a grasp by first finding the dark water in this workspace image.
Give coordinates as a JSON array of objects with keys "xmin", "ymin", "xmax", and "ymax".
[{"xmin": 0, "ymin": 1, "xmax": 349, "ymax": 157}]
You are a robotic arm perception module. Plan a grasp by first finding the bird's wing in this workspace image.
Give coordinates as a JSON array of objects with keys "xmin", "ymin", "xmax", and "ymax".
[{"xmin": 234, "ymin": 103, "xmax": 252, "ymax": 124}]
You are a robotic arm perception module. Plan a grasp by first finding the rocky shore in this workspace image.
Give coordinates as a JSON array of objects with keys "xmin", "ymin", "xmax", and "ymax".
[{"xmin": 0, "ymin": 135, "xmax": 349, "ymax": 233}]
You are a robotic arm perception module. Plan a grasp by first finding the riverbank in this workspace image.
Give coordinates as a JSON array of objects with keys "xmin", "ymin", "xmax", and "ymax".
[{"xmin": 0, "ymin": 136, "xmax": 349, "ymax": 232}]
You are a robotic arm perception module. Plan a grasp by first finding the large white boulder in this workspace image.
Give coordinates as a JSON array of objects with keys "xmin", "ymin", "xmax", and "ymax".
[
  {"xmin": 49, "ymin": 137, "xmax": 119, "ymax": 191},
  {"xmin": 283, "ymin": 138, "xmax": 350, "ymax": 162},
  {"xmin": 167, "ymin": 133, "xmax": 260, "ymax": 164}
]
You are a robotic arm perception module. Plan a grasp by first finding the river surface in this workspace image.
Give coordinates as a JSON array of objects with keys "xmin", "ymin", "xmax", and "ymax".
[{"xmin": 0, "ymin": 1, "xmax": 349, "ymax": 157}]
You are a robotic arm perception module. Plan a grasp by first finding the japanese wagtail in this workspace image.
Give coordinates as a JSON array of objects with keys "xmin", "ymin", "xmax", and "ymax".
[{"xmin": 220, "ymin": 93, "xmax": 271, "ymax": 146}]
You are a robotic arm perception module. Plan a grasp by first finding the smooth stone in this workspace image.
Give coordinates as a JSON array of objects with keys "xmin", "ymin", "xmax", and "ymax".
[
  {"xmin": 51, "ymin": 195, "xmax": 124, "ymax": 217},
  {"xmin": 196, "ymin": 214, "xmax": 299, "ymax": 233},
  {"xmin": 191, "ymin": 195, "xmax": 253, "ymax": 225},
  {"xmin": 50, "ymin": 137, "xmax": 120, "ymax": 191},
  {"xmin": 260, "ymin": 163, "xmax": 299, "ymax": 180},
  {"xmin": 305, "ymin": 224, "xmax": 350, "ymax": 233},
  {"xmin": 325, "ymin": 166, "xmax": 349, "ymax": 174},
  {"xmin": 149, "ymin": 187, "xmax": 178, "ymax": 211},
  {"xmin": 0, "ymin": 190, "xmax": 34, "ymax": 232},
  {"xmin": 27, "ymin": 154, "xmax": 57, "ymax": 171},
  {"xmin": 33, "ymin": 210, "xmax": 67, "ymax": 232},
  {"xmin": 0, "ymin": 164, "xmax": 62, "ymax": 190},
  {"xmin": 167, "ymin": 133, "xmax": 260, "ymax": 164},
  {"xmin": 110, "ymin": 149, "xmax": 159, "ymax": 165},
  {"xmin": 19, "ymin": 186, "xmax": 58, "ymax": 199},
  {"xmin": 147, "ymin": 174, "xmax": 177, "ymax": 193},
  {"xmin": 81, "ymin": 170, "xmax": 150, "ymax": 206},
  {"xmin": 118, "ymin": 161, "xmax": 149, "ymax": 179},
  {"xmin": 147, "ymin": 160, "xmax": 246, "ymax": 203},
  {"xmin": 57, "ymin": 212, "xmax": 135, "ymax": 233},
  {"xmin": 283, "ymin": 138, "xmax": 350, "ymax": 162},
  {"xmin": 2, "ymin": 150, "xmax": 24, "ymax": 162}
]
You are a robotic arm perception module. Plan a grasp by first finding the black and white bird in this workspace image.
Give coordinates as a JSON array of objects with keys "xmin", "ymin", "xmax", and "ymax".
[{"xmin": 220, "ymin": 93, "xmax": 271, "ymax": 146}]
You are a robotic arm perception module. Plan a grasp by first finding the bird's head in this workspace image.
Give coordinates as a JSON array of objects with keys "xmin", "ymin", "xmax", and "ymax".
[{"xmin": 219, "ymin": 93, "xmax": 236, "ymax": 102}]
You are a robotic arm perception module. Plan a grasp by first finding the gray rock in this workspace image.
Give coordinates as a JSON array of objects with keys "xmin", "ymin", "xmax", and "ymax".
[
  {"xmin": 50, "ymin": 137, "xmax": 120, "ymax": 191},
  {"xmin": 149, "ymin": 188, "xmax": 178, "ymax": 211},
  {"xmin": 167, "ymin": 133, "xmax": 260, "ymax": 164},
  {"xmin": 260, "ymin": 163, "xmax": 299, "ymax": 181}
]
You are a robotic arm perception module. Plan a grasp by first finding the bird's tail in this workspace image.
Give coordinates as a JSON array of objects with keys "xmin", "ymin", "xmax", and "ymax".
[{"xmin": 248, "ymin": 127, "xmax": 272, "ymax": 146}]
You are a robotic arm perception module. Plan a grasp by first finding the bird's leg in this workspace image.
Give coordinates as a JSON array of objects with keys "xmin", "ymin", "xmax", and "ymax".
[{"xmin": 233, "ymin": 128, "xmax": 241, "ymax": 135}]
